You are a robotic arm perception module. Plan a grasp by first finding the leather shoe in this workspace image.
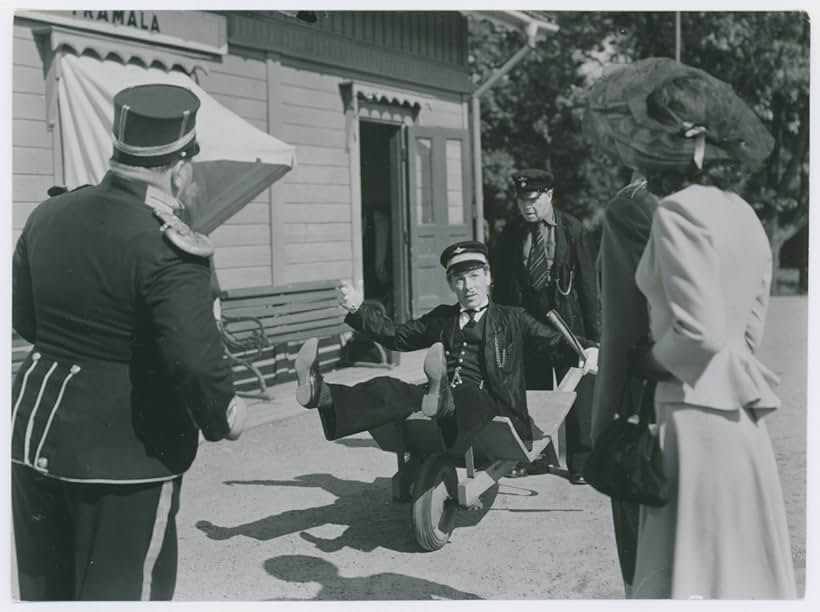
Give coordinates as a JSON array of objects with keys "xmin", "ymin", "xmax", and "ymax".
[
  {"xmin": 569, "ymin": 472, "xmax": 588, "ymax": 485},
  {"xmin": 295, "ymin": 337, "xmax": 329, "ymax": 409},
  {"xmin": 421, "ymin": 343, "xmax": 454, "ymax": 418},
  {"xmin": 527, "ymin": 456, "xmax": 551, "ymax": 475},
  {"xmin": 508, "ymin": 462, "xmax": 528, "ymax": 478}
]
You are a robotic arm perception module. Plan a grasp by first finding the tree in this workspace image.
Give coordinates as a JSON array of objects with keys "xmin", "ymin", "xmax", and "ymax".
[
  {"xmin": 469, "ymin": 12, "xmax": 810, "ymax": 285},
  {"xmin": 609, "ymin": 11, "xmax": 810, "ymax": 285},
  {"xmin": 468, "ymin": 13, "xmax": 625, "ymax": 227}
]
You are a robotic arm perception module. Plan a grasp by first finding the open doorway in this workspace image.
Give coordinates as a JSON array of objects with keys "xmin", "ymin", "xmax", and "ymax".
[
  {"xmin": 354, "ymin": 120, "xmax": 405, "ymax": 366},
  {"xmin": 360, "ymin": 121, "xmax": 403, "ymax": 320}
]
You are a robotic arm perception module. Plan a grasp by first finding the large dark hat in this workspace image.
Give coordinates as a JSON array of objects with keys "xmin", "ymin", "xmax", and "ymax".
[
  {"xmin": 440, "ymin": 240, "xmax": 489, "ymax": 273},
  {"xmin": 583, "ymin": 57, "xmax": 774, "ymax": 172},
  {"xmin": 512, "ymin": 169, "xmax": 554, "ymax": 193},
  {"xmin": 112, "ymin": 84, "xmax": 201, "ymax": 167}
]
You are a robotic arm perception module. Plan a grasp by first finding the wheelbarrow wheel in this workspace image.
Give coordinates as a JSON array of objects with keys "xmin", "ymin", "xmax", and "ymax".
[{"xmin": 412, "ymin": 453, "xmax": 458, "ymax": 551}]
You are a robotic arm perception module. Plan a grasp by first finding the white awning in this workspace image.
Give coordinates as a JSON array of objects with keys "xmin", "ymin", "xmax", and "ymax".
[{"xmin": 57, "ymin": 52, "xmax": 295, "ymax": 234}]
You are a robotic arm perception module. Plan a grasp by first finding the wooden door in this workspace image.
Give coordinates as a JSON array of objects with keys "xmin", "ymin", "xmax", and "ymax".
[{"xmin": 405, "ymin": 126, "xmax": 472, "ymax": 317}]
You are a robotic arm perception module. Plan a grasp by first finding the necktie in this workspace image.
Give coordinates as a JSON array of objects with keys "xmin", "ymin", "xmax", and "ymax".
[
  {"xmin": 463, "ymin": 304, "xmax": 487, "ymax": 328},
  {"xmin": 527, "ymin": 224, "xmax": 550, "ymax": 289}
]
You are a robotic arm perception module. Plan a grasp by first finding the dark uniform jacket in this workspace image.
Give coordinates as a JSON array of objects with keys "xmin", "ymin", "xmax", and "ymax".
[
  {"xmin": 345, "ymin": 301, "xmax": 593, "ymax": 443},
  {"xmin": 11, "ymin": 172, "xmax": 234, "ymax": 483},
  {"xmin": 493, "ymin": 209, "xmax": 600, "ymax": 342}
]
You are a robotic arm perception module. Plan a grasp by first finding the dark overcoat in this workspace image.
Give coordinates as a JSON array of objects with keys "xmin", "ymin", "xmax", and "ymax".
[
  {"xmin": 11, "ymin": 172, "xmax": 235, "ymax": 483},
  {"xmin": 590, "ymin": 182, "xmax": 658, "ymax": 440}
]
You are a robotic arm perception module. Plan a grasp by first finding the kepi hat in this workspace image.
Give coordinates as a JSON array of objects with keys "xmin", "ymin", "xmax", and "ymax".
[
  {"xmin": 513, "ymin": 169, "xmax": 554, "ymax": 194},
  {"xmin": 440, "ymin": 240, "xmax": 489, "ymax": 273},
  {"xmin": 583, "ymin": 57, "xmax": 774, "ymax": 172},
  {"xmin": 112, "ymin": 84, "xmax": 201, "ymax": 167}
]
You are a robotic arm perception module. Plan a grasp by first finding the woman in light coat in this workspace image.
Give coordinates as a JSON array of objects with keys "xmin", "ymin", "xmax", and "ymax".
[{"xmin": 585, "ymin": 57, "xmax": 796, "ymax": 599}]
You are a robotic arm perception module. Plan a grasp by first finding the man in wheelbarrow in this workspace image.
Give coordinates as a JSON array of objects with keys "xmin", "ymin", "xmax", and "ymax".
[{"xmin": 294, "ymin": 240, "xmax": 598, "ymax": 464}]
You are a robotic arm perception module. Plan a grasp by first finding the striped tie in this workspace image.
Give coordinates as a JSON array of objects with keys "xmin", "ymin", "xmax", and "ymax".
[{"xmin": 527, "ymin": 224, "xmax": 550, "ymax": 289}]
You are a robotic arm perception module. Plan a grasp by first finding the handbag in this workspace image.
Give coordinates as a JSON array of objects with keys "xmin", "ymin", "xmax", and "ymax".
[{"xmin": 582, "ymin": 380, "xmax": 670, "ymax": 507}]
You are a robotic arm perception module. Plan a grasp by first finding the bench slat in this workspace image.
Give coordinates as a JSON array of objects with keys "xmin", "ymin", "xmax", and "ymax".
[
  {"xmin": 226, "ymin": 307, "xmax": 344, "ymax": 331},
  {"xmin": 222, "ymin": 298, "xmax": 340, "ymax": 318},
  {"xmin": 221, "ymin": 292, "xmax": 338, "ymax": 312},
  {"xmin": 267, "ymin": 323, "xmax": 348, "ymax": 346},
  {"xmin": 221, "ymin": 280, "xmax": 337, "ymax": 300}
]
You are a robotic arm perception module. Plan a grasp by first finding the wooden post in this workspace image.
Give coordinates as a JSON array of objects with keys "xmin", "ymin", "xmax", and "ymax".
[
  {"xmin": 675, "ymin": 12, "xmax": 682, "ymax": 62},
  {"xmin": 265, "ymin": 53, "xmax": 286, "ymax": 285}
]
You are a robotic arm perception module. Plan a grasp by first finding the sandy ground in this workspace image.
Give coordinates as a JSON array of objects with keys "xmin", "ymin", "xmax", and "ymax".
[{"xmin": 171, "ymin": 296, "xmax": 808, "ymax": 602}]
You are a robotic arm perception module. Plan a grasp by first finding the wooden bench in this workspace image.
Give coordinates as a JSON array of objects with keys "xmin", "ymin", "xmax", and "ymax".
[
  {"xmin": 217, "ymin": 280, "xmax": 349, "ymax": 396},
  {"xmin": 11, "ymin": 332, "xmax": 32, "ymax": 377},
  {"xmin": 12, "ymin": 280, "xmax": 350, "ymax": 398}
]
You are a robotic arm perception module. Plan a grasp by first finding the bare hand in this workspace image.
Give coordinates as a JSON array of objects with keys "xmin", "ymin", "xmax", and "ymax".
[
  {"xmin": 336, "ymin": 280, "xmax": 363, "ymax": 312},
  {"xmin": 581, "ymin": 347, "xmax": 599, "ymax": 376},
  {"xmin": 225, "ymin": 396, "xmax": 247, "ymax": 441}
]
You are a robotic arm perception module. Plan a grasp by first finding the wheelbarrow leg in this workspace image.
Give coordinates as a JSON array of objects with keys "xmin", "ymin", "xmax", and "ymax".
[
  {"xmin": 556, "ymin": 420, "xmax": 567, "ymax": 469},
  {"xmin": 457, "ymin": 459, "xmax": 517, "ymax": 508},
  {"xmin": 392, "ymin": 452, "xmax": 420, "ymax": 502}
]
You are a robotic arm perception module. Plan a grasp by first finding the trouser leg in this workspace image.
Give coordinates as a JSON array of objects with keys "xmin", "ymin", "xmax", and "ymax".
[
  {"xmin": 611, "ymin": 498, "xmax": 640, "ymax": 590},
  {"xmin": 69, "ymin": 477, "xmax": 182, "ymax": 600},
  {"xmin": 565, "ymin": 372, "xmax": 595, "ymax": 474},
  {"xmin": 444, "ymin": 383, "xmax": 502, "ymax": 455},
  {"xmin": 12, "ymin": 464, "xmax": 74, "ymax": 601},
  {"xmin": 321, "ymin": 377, "xmax": 425, "ymax": 440}
]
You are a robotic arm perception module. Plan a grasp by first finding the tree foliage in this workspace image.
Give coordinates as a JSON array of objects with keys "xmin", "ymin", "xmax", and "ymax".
[{"xmin": 469, "ymin": 12, "xmax": 810, "ymax": 274}]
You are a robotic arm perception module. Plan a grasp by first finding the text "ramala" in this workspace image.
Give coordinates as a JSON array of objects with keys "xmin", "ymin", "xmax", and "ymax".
[{"xmin": 72, "ymin": 11, "xmax": 160, "ymax": 33}]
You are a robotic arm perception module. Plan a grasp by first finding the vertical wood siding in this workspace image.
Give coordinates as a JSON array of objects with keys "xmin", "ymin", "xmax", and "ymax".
[
  {"xmin": 11, "ymin": 14, "xmax": 469, "ymax": 296},
  {"xmin": 12, "ymin": 25, "xmax": 52, "ymax": 247},
  {"xmin": 197, "ymin": 51, "xmax": 273, "ymax": 290},
  {"xmin": 277, "ymin": 62, "xmax": 355, "ymax": 285}
]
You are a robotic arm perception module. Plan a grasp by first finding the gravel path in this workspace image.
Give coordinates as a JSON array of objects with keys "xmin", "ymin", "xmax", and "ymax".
[{"xmin": 174, "ymin": 296, "xmax": 807, "ymax": 602}]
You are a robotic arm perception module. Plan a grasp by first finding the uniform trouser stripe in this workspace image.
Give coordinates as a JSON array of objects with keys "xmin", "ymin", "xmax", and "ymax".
[
  {"xmin": 141, "ymin": 480, "xmax": 174, "ymax": 601},
  {"xmin": 11, "ymin": 354, "xmax": 40, "ymax": 433},
  {"xmin": 33, "ymin": 368, "xmax": 79, "ymax": 468},
  {"xmin": 23, "ymin": 362, "xmax": 57, "ymax": 463}
]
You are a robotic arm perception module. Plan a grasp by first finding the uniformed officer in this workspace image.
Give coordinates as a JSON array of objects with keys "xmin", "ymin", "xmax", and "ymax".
[
  {"xmin": 493, "ymin": 169, "xmax": 600, "ymax": 481},
  {"xmin": 11, "ymin": 84, "xmax": 246, "ymax": 601},
  {"xmin": 293, "ymin": 240, "xmax": 598, "ymax": 457}
]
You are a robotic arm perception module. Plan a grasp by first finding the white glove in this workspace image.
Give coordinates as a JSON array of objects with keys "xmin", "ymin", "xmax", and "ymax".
[
  {"xmin": 581, "ymin": 347, "xmax": 599, "ymax": 376},
  {"xmin": 225, "ymin": 396, "xmax": 247, "ymax": 441},
  {"xmin": 336, "ymin": 280, "xmax": 363, "ymax": 313}
]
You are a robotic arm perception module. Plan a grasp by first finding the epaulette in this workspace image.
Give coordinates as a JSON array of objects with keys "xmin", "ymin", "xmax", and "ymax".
[
  {"xmin": 144, "ymin": 186, "xmax": 214, "ymax": 258},
  {"xmin": 47, "ymin": 184, "xmax": 91, "ymax": 197}
]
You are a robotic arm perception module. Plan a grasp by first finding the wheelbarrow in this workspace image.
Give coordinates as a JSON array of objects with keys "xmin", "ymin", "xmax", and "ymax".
[{"xmin": 368, "ymin": 366, "xmax": 590, "ymax": 551}]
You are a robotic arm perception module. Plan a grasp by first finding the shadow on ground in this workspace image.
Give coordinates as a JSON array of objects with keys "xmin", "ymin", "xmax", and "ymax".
[
  {"xmin": 195, "ymin": 472, "xmax": 504, "ymax": 553},
  {"xmin": 196, "ymin": 473, "xmax": 418, "ymax": 552},
  {"xmin": 262, "ymin": 554, "xmax": 482, "ymax": 600}
]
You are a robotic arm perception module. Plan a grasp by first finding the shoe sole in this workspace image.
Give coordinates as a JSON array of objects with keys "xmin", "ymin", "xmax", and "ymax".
[
  {"xmin": 421, "ymin": 343, "xmax": 447, "ymax": 418},
  {"xmin": 295, "ymin": 337, "xmax": 319, "ymax": 407}
]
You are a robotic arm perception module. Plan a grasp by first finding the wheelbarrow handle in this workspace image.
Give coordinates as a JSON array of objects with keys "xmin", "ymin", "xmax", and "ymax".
[{"xmin": 546, "ymin": 309, "xmax": 587, "ymax": 365}]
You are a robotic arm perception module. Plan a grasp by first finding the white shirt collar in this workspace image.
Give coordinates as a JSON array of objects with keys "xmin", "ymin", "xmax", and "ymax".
[{"xmin": 458, "ymin": 302, "xmax": 489, "ymax": 328}]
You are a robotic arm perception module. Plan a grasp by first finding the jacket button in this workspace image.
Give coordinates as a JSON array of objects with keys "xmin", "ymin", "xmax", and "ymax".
[{"xmin": 36, "ymin": 457, "xmax": 48, "ymax": 469}]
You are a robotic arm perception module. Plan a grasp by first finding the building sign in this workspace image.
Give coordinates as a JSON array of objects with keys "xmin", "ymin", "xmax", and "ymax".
[
  {"xmin": 72, "ymin": 11, "xmax": 161, "ymax": 34},
  {"xmin": 15, "ymin": 9, "xmax": 228, "ymax": 55}
]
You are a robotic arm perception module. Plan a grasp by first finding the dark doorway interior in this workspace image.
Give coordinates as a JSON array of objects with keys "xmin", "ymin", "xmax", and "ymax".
[{"xmin": 360, "ymin": 121, "xmax": 401, "ymax": 318}]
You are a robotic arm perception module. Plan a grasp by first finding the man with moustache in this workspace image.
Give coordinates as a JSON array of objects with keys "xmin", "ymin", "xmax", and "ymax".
[{"xmin": 493, "ymin": 169, "xmax": 600, "ymax": 481}]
